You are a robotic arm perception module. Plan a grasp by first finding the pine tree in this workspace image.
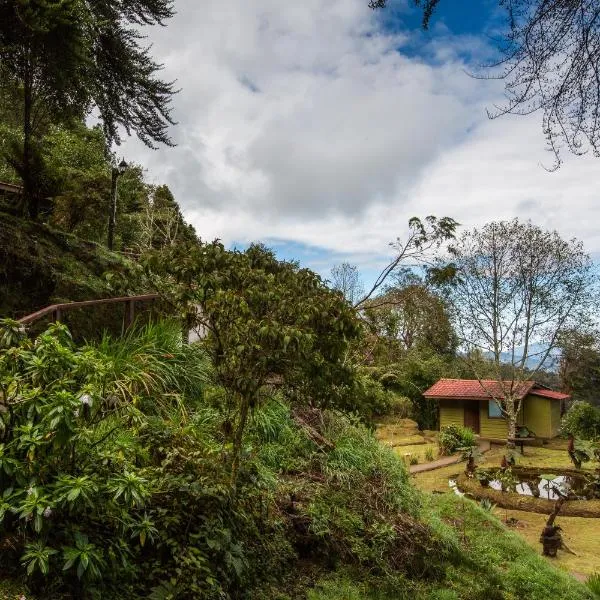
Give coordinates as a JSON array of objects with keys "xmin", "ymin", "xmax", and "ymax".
[{"xmin": 0, "ymin": 0, "xmax": 176, "ymax": 218}]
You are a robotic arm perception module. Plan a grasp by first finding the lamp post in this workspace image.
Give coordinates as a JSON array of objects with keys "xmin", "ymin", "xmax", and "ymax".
[{"xmin": 107, "ymin": 158, "xmax": 128, "ymax": 250}]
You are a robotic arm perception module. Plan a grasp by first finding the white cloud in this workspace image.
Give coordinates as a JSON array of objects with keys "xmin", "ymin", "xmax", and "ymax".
[{"xmin": 119, "ymin": 0, "xmax": 600, "ymax": 273}]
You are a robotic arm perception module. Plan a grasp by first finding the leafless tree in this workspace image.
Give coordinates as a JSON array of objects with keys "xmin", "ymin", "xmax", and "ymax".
[
  {"xmin": 330, "ymin": 262, "xmax": 365, "ymax": 306},
  {"xmin": 445, "ymin": 219, "xmax": 596, "ymax": 445},
  {"xmin": 354, "ymin": 216, "xmax": 458, "ymax": 310}
]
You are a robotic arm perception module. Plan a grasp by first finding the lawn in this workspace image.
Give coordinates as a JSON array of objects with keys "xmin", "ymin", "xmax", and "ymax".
[
  {"xmin": 480, "ymin": 443, "xmax": 600, "ymax": 471},
  {"xmin": 412, "ymin": 444, "xmax": 600, "ymax": 578},
  {"xmin": 393, "ymin": 442, "xmax": 439, "ymax": 464}
]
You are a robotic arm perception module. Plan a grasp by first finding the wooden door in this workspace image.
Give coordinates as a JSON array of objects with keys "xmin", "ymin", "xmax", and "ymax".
[{"xmin": 463, "ymin": 403, "xmax": 480, "ymax": 434}]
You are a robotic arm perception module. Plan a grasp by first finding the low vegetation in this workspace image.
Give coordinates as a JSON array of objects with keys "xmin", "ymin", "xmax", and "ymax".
[
  {"xmin": 0, "ymin": 320, "xmax": 593, "ymax": 599},
  {"xmin": 438, "ymin": 424, "xmax": 477, "ymax": 456}
]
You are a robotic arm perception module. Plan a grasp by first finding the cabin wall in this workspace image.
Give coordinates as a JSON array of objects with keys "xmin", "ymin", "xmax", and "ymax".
[
  {"xmin": 439, "ymin": 400, "xmax": 464, "ymax": 429},
  {"xmin": 523, "ymin": 394, "xmax": 560, "ymax": 438},
  {"xmin": 479, "ymin": 402, "xmax": 509, "ymax": 439}
]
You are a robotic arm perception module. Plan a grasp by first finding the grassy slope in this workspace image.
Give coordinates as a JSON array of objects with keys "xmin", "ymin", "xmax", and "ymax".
[{"xmin": 0, "ymin": 212, "xmax": 145, "ymax": 318}]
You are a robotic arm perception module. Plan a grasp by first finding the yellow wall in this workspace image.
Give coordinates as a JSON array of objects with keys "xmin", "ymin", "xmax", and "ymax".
[
  {"xmin": 438, "ymin": 396, "xmax": 560, "ymax": 439},
  {"xmin": 550, "ymin": 399, "xmax": 561, "ymax": 437},
  {"xmin": 479, "ymin": 401, "xmax": 509, "ymax": 439},
  {"xmin": 439, "ymin": 400, "xmax": 463, "ymax": 429},
  {"xmin": 523, "ymin": 394, "xmax": 560, "ymax": 438}
]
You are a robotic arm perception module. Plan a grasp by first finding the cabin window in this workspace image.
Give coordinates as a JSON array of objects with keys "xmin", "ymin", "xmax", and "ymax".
[{"xmin": 488, "ymin": 400, "xmax": 503, "ymax": 418}]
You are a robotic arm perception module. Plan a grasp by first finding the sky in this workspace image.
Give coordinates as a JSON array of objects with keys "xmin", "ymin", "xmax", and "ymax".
[{"xmin": 119, "ymin": 0, "xmax": 600, "ymax": 286}]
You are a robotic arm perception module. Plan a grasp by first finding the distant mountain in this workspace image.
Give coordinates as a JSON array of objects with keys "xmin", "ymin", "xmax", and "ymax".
[{"xmin": 487, "ymin": 343, "xmax": 560, "ymax": 373}]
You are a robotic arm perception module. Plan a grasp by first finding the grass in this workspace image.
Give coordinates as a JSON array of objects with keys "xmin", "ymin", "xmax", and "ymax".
[
  {"xmin": 308, "ymin": 493, "xmax": 594, "ymax": 599},
  {"xmin": 493, "ymin": 508, "xmax": 600, "ymax": 578},
  {"xmin": 0, "ymin": 579, "xmax": 30, "ymax": 599},
  {"xmin": 393, "ymin": 442, "xmax": 439, "ymax": 463},
  {"xmin": 411, "ymin": 444, "xmax": 600, "ymax": 578},
  {"xmin": 481, "ymin": 443, "xmax": 600, "ymax": 471}
]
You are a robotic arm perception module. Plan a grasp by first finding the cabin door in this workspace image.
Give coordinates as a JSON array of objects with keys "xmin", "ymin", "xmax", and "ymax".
[{"xmin": 463, "ymin": 403, "xmax": 480, "ymax": 434}]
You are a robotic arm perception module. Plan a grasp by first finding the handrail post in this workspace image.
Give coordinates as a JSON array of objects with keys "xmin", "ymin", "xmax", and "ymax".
[{"xmin": 124, "ymin": 299, "xmax": 135, "ymax": 330}]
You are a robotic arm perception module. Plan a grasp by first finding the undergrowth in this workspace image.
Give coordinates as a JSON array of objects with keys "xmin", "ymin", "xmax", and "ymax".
[{"xmin": 0, "ymin": 320, "xmax": 593, "ymax": 599}]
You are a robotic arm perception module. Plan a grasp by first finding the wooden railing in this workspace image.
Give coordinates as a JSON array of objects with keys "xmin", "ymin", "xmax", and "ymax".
[
  {"xmin": 0, "ymin": 181, "xmax": 23, "ymax": 195},
  {"xmin": 18, "ymin": 294, "xmax": 161, "ymax": 330}
]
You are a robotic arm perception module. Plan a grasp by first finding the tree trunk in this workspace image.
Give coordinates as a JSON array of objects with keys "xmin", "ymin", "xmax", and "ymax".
[
  {"xmin": 22, "ymin": 63, "xmax": 37, "ymax": 219},
  {"xmin": 506, "ymin": 395, "xmax": 517, "ymax": 449},
  {"xmin": 230, "ymin": 395, "xmax": 250, "ymax": 489},
  {"xmin": 107, "ymin": 168, "xmax": 118, "ymax": 249}
]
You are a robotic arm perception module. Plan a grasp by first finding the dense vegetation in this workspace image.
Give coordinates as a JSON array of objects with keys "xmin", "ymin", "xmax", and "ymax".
[{"xmin": 0, "ymin": 320, "xmax": 593, "ymax": 599}]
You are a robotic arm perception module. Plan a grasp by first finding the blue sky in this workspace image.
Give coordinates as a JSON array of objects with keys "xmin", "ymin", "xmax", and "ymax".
[{"xmin": 122, "ymin": 0, "xmax": 600, "ymax": 290}]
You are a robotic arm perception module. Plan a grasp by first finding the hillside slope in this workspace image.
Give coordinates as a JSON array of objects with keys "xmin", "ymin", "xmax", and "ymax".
[{"xmin": 0, "ymin": 212, "xmax": 148, "ymax": 319}]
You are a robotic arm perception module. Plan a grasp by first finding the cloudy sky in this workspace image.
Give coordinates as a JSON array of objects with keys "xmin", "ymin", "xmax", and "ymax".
[{"xmin": 120, "ymin": 0, "xmax": 600, "ymax": 284}]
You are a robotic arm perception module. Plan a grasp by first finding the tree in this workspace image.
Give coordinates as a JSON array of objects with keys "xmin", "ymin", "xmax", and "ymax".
[
  {"xmin": 0, "ymin": 0, "xmax": 176, "ymax": 218},
  {"xmin": 354, "ymin": 216, "xmax": 458, "ymax": 310},
  {"xmin": 363, "ymin": 271, "xmax": 456, "ymax": 358},
  {"xmin": 444, "ymin": 219, "xmax": 596, "ymax": 446},
  {"xmin": 330, "ymin": 262, "xmax": 364, "ymax": 306},
  {"xmin": 137, "ymin": 185, "xmax": 198, "ymax": 252},
  {"xmin": 145, "ymin": 242, "xmax": 361, "ymax": 486},
  {"xmin": 373, "ymin": 0, "xmax": 600, "ymax": 166},
  {"xmin": 557, "ymin": 328, "xmax": 600, "ymax": 407}
]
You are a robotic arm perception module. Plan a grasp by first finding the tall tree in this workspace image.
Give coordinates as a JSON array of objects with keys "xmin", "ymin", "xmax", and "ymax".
[
  {"xmin": 364, "ymin": 273, "xmax": 456, "ymax": 358},
  {"xmin": 330, "ymin": 262, "xmax": 364, "ymax": 306},
  {"xmin": 444, "ymin": 219, "xmax": 596, "ymax": 446},
  {"xmin": 0, "ymin": 0, "xmax": 176, "ymax": 218}
]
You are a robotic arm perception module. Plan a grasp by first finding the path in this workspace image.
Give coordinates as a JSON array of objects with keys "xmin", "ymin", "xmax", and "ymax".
[{"xmin": 409, "ymin": 440, "xmax": 491, "ymax": 474}]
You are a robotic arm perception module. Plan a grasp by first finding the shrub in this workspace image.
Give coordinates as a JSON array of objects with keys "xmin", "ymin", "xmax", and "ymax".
[
  {"xmin": 438, "ymin": 425, "xmax": 476, "ymax": 456},
  {"xmin": 387, "ymin": 394, "xmax": 413, "ymax": 418},
  {"xmin": 561, "ymin": 401, "xmax": 600, "ymax": 440},
  {"xmin": 409, "ymin": 455, "xmax": 419, "ymax": 465},
  {"xmin": 424, "ymin": 447, "xmax": 435, "ymax": 462}
]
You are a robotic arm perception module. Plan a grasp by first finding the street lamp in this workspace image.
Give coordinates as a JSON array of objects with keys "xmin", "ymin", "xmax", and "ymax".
[{"xmin": 107, "ymin": 158, "xmax": 128, "ymax": 250}]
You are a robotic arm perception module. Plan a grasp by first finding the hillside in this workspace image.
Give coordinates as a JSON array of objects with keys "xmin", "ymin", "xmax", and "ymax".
[
  {"xmin": 0, "ymin": 320, "xmax": 594, "ymax": 599},
  {"xmin": 0, "ymin": 212, "xmax": 148, "ymax": 319}
]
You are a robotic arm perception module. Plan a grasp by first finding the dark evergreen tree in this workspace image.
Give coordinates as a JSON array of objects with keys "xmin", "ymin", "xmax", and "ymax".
[{"xmin": 0, "ymin": 0, "xmax": 176, "ymax": 218}]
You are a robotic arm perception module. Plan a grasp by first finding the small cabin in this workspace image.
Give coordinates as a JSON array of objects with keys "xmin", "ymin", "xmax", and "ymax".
[{"xmin": 423, "ymin": 379, "xmax": 569, "ymax": 440}]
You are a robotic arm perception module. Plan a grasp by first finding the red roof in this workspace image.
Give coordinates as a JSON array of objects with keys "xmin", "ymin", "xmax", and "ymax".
[
  {"xmin": 529, "ymin": 388, "xmax": 570, "ymax": 401},
  {"xmin": 423, "ymin": 379, "xmax": 568, "ymax": 401}
]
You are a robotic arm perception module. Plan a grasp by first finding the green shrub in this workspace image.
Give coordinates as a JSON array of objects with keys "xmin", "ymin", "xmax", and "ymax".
[
  {"xmin": 387, "ymin": 394, "xmax": 413, "ymax": 418},
  {"xmin": 409, "ymin": 455, "xmax": 419, "ymax": 465},
  {"xmin": 438, "ymin": 424, "xmax": 476, "ymax": 455},
  {"xmin": 561, "ymin": 401, "xmax": 600, "ymax": 440},
  {"xmin": 424, "ymin": 447, "xmax": 435, "ymax": 462}
]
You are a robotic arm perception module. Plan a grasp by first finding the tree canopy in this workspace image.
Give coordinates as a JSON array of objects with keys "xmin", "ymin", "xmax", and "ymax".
[
  {"xmin": 0, "ymin": 0, "xmax": 177, "ymax": 216},
  {"xmin": 443, "ymin": 218, "xmax": 596, "ymax": 443}
]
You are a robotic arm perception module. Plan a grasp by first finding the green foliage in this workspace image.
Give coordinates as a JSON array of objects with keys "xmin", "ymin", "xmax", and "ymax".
[
  {"xmin": 0, "ymin": 317, "xmax": 592, "ymax": 600},
  {"xmin": 146, "ymin": 241, "xmax": 361, "ymax": 483},
  {"xmin": 479, "ymin": 498, "xmax": 495, "ymax": 512},
  {"xmin": 0, "ymin": 212, "xmax": 149, "ymax": 321},
  {"xmin": 438, "ymin": 424, "xmax": 476, "ymax": 456},
  {"xmin": 0, "ymin": 0, "xmax": 176, "ymax": 216},
  {"xmin": 424, "ymin": 447, "xmax": 435, "ymax": 462},
  {"xmin": 561, "ymin": 401, "xmax": 600, "ymax": 440}
]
